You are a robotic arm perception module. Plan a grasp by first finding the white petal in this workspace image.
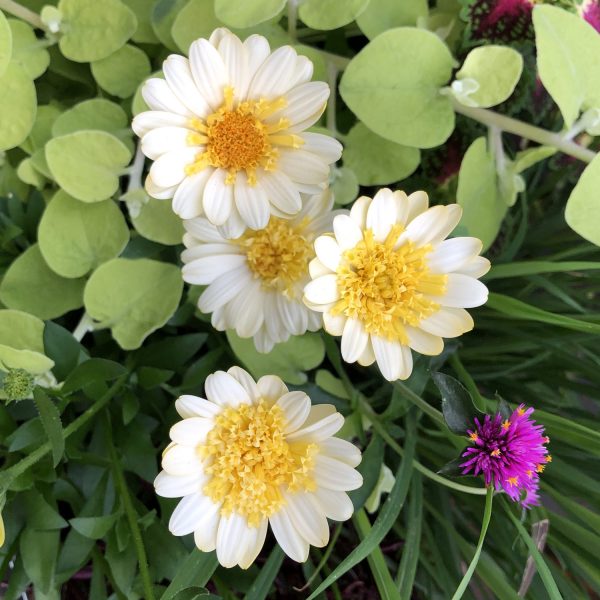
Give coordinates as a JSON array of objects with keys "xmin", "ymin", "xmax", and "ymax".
[
  {"xmin": 154, "ymin": 471, "xmax": 205, "ymax": 498},
  {"xmin": 198, "ymin": 267, "xmax": 252, "ymax": 312},
  {"xmin": 284, "ymin": 493, "xmax": 329, "ymax": 547},
  {"xmin": 366, "ymin": 188, "xmax": 398, "ymax": 242},
  {"xmin": 314, "ymin": 235, "xmax": 341, "ymax": 272},
  {"xmin": 205, "ymin": 370, "xmax": 252, "ymax": 407},
  {"xmin": 142, "ymin": 78, "xmax": 193, "ymax": 116},
  {"xmin": 189, "ymin": 38, "xmax": 227, "ymax": 110},
  {"xmin": 419, "ymin": 307, "xmax": 474, "ymax": 338},
  {"xmin": 162, "ymin": 444, "xmax": 203, "ymax": 476},
  {"xmin": 308, "ymin": 257, "xmax": 332, "ymax": 280},
  {"xmin": 300, "ymin": 132, "xmax": 342, "ymax": 163},
  {"xmin": 169, "ymin": 417, "xmax": 213, "ymax": 446},
  {"xmin": 257, "ymin": 374, "xmax": 288, "ymax": 402},
  {"xmin": 182, "ymin": 253, "xmax": 246, "ymax": 285},
  {"xmin": 288, "ymin": 55, "xmax": 314, "ymax": 88},
  {"xmin": 259, "ymin": 170, "xmax": 301, "ymax": 214},
  {"xmin": 427, "ymin": 237, "xmax": 483, "ymax": 274},
  {"xmin": 276, "ymin": 391, "xmax": 311, "ymax": 433},
  {"xmin": 319, "ymin": 437, "xmax": 362, "ymax": 468},
  {"xmin": 372, "ymin": 336, "xmax": 412, "ymax": 381},
  {"xmin": 234, "ymin": 174, "xmax": 270, "ymax": 229},
  {"xmin": 279, "ymin": 149, "xmax": 329, "ymax": 185},
  {"xmin": 406, "ymin": 190, "xmax": 429, "ymax": 222},
  {"xmin": 286, "ymin": 411, "xmax": 343, "ymax": 443},
  {"xmin": 132, "ymin": 110, "xmax": 190, "ymax": 137},
  {"xmin": 176, "ymin": 395, "xmax": 221, "ymax": 419},
  {"xmin": 457, "ymin": 256, "xmax": 491, "ymax": 278},
  {"xmin": 183, "ymin": 217, "xmax": 223, "ymax": 243},
  {"xmin": 216, "ymin": 513, "xmax": 249, "ymax": 568},
  {"xmin": 405, "ymin": 326, "xmax": 443, "ymax": 356},
  {"xmin": 193, "ymin": 507, "xmax": 221, "ymax": 552},
  {"xmin": 149, "ymin": 147, "xmax": 199, "ymax": 188},
  {"xmin": 314, "ymin": 455, "xmax": 363, "ymax": 491},
  {"xmin": 170, "ymin": 493, "xmax": 216, "ymax": 536},
  {"xmin": 313, "ymin": 488, "xmax": 354, "ymax": 522},
  {"xmin": 172, "ymin": 168, "xmax": 212, "ymax": 219},
  {"xmin": 357, "ymin": 338, "xmax": 376, "ymax": 366},
  {"xmin": 270, "ymin": 81, "xmax": 328, "ymax": 128},
  {"xmin": 163, "ymin": 55, "xmax": 211, "ymax": 117},
  {"xmin": 145, "ymin": 174, "xmax": 177, "ymax": 200},
  {"xmin": 341, "ymin": 318, "xmax": 368, "ymax": 363},
  {"xmin": 304, "ymin": 274, "xmax": 340, "ymax": 305},
  {"xmin": 248, "ymin": 45, "xmax": 298, "ymax": 100},
  {"xmin": 217, "ymin": 204, "xmax": 247, "ymax": 240},
  {"xmin": 227, "ymin": 366, "xmax": 260, "ymax": 401},
  {"xmin": 238, "ymin": 519, "xmax": 268, "ymax": 569},
  {"xmin": 228, "ymin": 282, "xmax": 265, "ymax": 337},
  {"xmin": 218, "ymin": 33, "xmax": 250, "ymax": 100},
  {"xmin": 244, "ymin": 34, "xmax": 271, "ymax": 80},
  {"xmin": 269, "ymin": 509, "xmax": 309, "ymax": 563},
  {"xmin": 333, "ymin": 214, "xmax": 363, "ymax": 251},
  {"xmin": 323, "ymin": 311, "xmax": 346, "ymax": 336},
  {"xmin": 276, "ymin": 294, "xmax": 308, "ymax": 336},
  {"xmin": 203, "ymin": 169, "xmax": 234, "ymax": 226},
  {"xmin": 349, "ymin": 196, "xmax": 371, "ymax": 229},
  {"xmin": 434, "ymin": 274, "xmax": 488, "ymax": 308}
]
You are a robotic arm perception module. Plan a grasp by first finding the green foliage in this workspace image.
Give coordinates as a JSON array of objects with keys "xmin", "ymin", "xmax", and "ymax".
[
  {"xmin": 171, "ymin": 0, "xmax": 221, "ymax": 52},
  {"xmin": 340, "ymin": 28, "xmax": 455, "ymax": 149},
  {"xmin": 91, "ymin": 43, "xmax": 151, "ymax": 98},
  {"xmin": 215, "ymin": 0, "xmax": 286, "ymax": 28},
  {"xmin": 7, "ymin": 19, "xmax": 49, "ymax": 79},
  {"xmin": 0, "ymin": 62, "xmax": 36, "ymax": 151},
  {"xmin": 126, "ymin": 192, "xmax": 184, "ymax": 245},
  {"xmin": 299, "ymin": 0, "xmax": 369, "ymax": 31},
  {"xmin": 0, "ymin": 9, "xmax": 12, "ymax": 76},
  {"xmin": 565, "ymin": 153, "xmax": 600, "ymax": 246},
  {"xmin": 356, "ymin": 0, "xmax": 427, "ymax": 39}
]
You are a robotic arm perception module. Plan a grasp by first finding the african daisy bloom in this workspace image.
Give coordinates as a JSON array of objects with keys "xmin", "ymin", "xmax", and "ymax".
[
  {"xmin": 154, "ymin": 367, "xmax": 362, "ymax": 568},
  {"xmin": 132, "ymin": 28, "xmax": 342, "ymax": 235},
  {"xmin": 303, "ymin": 188, "xmax": 490, "ymax": 382},
  {"xmin": 181, "ymin": 190, "xmax": 338, "ymax": 352},
  {"xmin": 460, "ymin": 404, "xmax": 551, "ymax": 508}
]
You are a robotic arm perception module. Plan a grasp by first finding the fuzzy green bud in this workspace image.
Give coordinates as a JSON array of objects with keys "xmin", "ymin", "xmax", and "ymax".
[{"xmin": 1, "ymin": 369, "xmax": 35, "ymax": 402}]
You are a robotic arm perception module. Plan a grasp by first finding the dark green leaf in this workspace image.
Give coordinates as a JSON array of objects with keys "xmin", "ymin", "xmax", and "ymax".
[
  {"xmin": 61, "ymin": 358, "xmax": 127, "ymax": 394},
  {"xmin": 32, "ymin": 387, "xmax": 64, "ymax": 467},
  {"xmin": 243, "ymin": 546, "xmax": 284, "ymax": 600},
  {"xmin": 349, "ymin": 434, "xmax": 385, "ymax": 510},
  {"xmin": 432, "ymin": 372, "xmax": 478, "ymax": 435},
  {"xmin": 43, "ymin": 321, "xmax": 84, "ymax": 381},
  {"xmin": 160, "ymin": 549, "xmax": 219, "ymax": 600}
]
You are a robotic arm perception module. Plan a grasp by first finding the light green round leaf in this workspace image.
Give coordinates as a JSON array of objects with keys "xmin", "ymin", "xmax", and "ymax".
[
  {"xmin": 455, "ymin": 46, "xmax": 523, "ymax": 108},
  {"xmin": 215, "ymin": 0, "xmax": 285, "ymax": 28},
  {"xmin": 456, "ymin": 137, "xmax": 506, "ymax": 251},
  {"xmin": 30, "ymin": 148, "xmax": 52, "ymax": 178},
  {"xmin": 331, "ymin": 167, "xmax": 358, "ymax": 205},
  {"xmin": 8, "ymin": 18, "xmax": 50, "ymax": 79},
  {"xmin": 0, "ymin": 62, "xmax": 36, "ymax": 152},
  {"xmin": 152, "ymin": 0, "xmax": 189, "ymax": 52},
  {"xmin": 46, "ymin": 131, "xmax": 132, "ymax": 202},
  {"xmin": 39, "ymin": 191, "xmax": 130, "ymax": 278},
  {"xmin": 0, "ymin": 9, "xmax": 13, "ymax": 76},
  {"xmin": 91, "ymin": 44, "xmax": 151, "ymax": 98},
  {"xmin": 513, "ymin": 146, "xmax": 556, "ymax": 173},
  {"xmin": 565, "ymin": 153, "xmax": 600, "ymax": 246},
  {"xmin": 227, "ymin": 331, "xmax": 325, "ymax": 385},
  {"xmin": 126, "ymin": 192, "xmax": 184, "ymax": 246},
  {"xmin": 122, "ymin": 0, "xmax": 159, "ymax": 43},
  {"xmin": 84, "ymin": 258, "xmax": 184, "ymax": 350},
  {"xmin": 171, "ymin": 0, "xmax": 220, "ymax": 52},
  {"xmin": 299, "ymin": 0, "xmax": 369, "ymax": 30},
  {"xmin": 533, "ymin": 5, "xmax": 600, "ymax": 128},
  {"xmin": 343, "ymin": 121, "xmax": 420, "ymax": 185},
  {"xmin": 0, "ymin": 245, "xmax": 85, "ymax": 320},
  {"xmin": 58, "ymin": 0, "xmax": 138, "ymax": 62},
  {"xmin": 52, "ymin": 98, "xmax": 127, "ymax": 137},
  {"xmin": 17, "ymin": 157, "xmax": 45, "ymax": 188},
  {"xmin": 0, "ymin": 309, "xmax": 54, "ymax": 375},
  {"xmin": 21, "ymin": 104, "xmax": 62, "ymax": 154},
  {"xmin": 356, "ymin": 0, "xmax": 428, "ymax": 39},
  {"xmin": 340, "ymin": 28, "xmax": 455, "ymax": 149}
]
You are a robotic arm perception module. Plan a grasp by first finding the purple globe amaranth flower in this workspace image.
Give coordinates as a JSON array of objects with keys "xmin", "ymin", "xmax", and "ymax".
[
  {"xmin": 580, "ymin": 0, "xmax": 600, "ymax": 33},
  {"xmin": 460, "ymin": 404, "xmax": 551, "ymax": 508}
]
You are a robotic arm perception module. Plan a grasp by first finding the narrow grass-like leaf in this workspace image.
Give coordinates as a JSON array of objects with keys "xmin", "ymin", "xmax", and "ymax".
[
  {"xmin": 485, "ymin": 261, "xmax": 600, "ymax": 281},
  {"xmin": 32, "ymin": 387, "xmax": 64, "ymax": 467},
  {"xmin": 244, "ymin": 546, "xmax": 284, "ymax": 600},
  {"xmin": 160, "ymin": 550, "xmax": 218, "ymax": 600},
  {"xmin": 396, "ymin": 471, "xmax": 422, "ymax": 597}
]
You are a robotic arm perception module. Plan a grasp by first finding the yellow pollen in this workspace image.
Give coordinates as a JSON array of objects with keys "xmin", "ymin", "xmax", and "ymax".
[
  {"xmin": 545, "ymin": 454, "xmax": 552, "ymax": 463},
  {"xmin": 502, "ymin": 419, "xmax": 511, "ymax": 430},
  {"xmin": 490, "ymin": 449, "xmax": 501, "ymax": 457},
  {"xmin": 332, "ymin": 226, "xmax": 446, "ymax": 343},
  {"xmin": 517, "ymin": 406, "xmax": 526, "ymax": 415},
  {"xmin": 185, "ymin": 87, "xmax": 300, "ymax": 184},
  {"xmin": 238, "ymin": 217, "xmax": 313, "ymax": 293},
  {"xmin": 469, "ymin": 432, "xmax": 479, "ymax": 442},
  {"xmin": 526, "ymin": 469, "xmax": 533, "ymax": 477},
  {"xmin": 507, "ymin": 476, "xmax": 518, "ymax": 486},
  {"xmin": 201, "ymin": 400, "xmax": 317, "ymax": 527},
  {"xmin": 536, "ymin": 463, "xmax": 545, "ymax": 473}
]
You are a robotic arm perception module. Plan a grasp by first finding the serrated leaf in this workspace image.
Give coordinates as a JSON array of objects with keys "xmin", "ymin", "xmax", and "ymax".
[
  {"xmin": 46, "ymin": 131, "xmax": 132, "ymax": 203},
  {"xmin": 340, "ymin": 28, "xmax": 455, "ymax": 149},
  {"xmin": 32, "ymin": 387, "xmax": 64, "ymax": 467},
  {"xmin": 84, "ymin": 258, "xmax": 184, "ymax": 350},
  {"xmin": 0, "ymin": 62, "xmax": 36, "ymax": 151},
  {"xmin": 432, "ymin": 372, "xmax": 477, "ymax": 435}
]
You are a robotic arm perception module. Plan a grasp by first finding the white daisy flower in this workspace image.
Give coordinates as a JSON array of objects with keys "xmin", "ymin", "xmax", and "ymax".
[
  {"xmin": 182, "ymin": 190, "xmax": 340, "ymax": 352},
  {"xmin": 303, "ymin": 188, "xmax": 490, "ymax": 382},
  {"xmin": 155, "ymin": 367, "xmax": 362, "ymax": 569},
  {"xmin": 132, "ymin": 28, "xmax": 342, "ymax": 237}
]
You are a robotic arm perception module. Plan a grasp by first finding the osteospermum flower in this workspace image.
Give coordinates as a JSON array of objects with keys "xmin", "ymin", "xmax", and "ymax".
[
  {"xmin": 155, "ymin": 367, "xmax": 362, "ymax": 568},
  {"xmin": 303, "ymin": 188, "xmax": 490, "ymax": 381},
  {"xmin": 460, "ymin": 404, "xmax": 551, "ymax": 507},
  {"xmin": 132, "ymin": 28, "xmax": 341, "ymax": 236},
  {"xmin": 181, "ymin": 191, "xmax": 338, "ymax": 352}
]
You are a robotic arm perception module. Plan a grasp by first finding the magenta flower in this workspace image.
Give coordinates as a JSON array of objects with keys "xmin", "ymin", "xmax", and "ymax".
[
  {"xmin": 466, "ymin": 0, "xmax": 536, "ymax": 42},
  {"xmin": 581, "ymin": 0, "xmax": 600, "ymax": 33},
  {"xmin": 460, "ymin": 404, "xmax": 551, "ymax": 508}
]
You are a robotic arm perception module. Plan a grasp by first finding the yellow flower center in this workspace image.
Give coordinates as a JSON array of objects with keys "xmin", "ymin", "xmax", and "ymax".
[
  {"xmin": 201, "ymin": 400, "xmax": 317, "ymax": 526},
  {"xmin": 185, "ymin": 87, "xmax": 303, "ymax": 184},
  {"xmin": 239, "ymin": 217, "xmax": 314, "ymax": 293},
  {"xmin": 332, "ymin": 226, "xmax": 447, "ymax": 343}
]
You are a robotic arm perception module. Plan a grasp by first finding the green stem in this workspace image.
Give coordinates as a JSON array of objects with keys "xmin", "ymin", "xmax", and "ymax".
[
  {"xmin": 104, "ymin": 411, "xmax": 155, "ymax": 600},
  {"xmin": 0, "ymin": 374, "xmax": 128, "ymax": 493},
  {"xmin": 451, "ymin": 486, "xmax": 494, "ymax": 600},
  {"xmin": 452, "ymin": 99, "xmax": 596, "ymax": 164},
  {"xmin": 359, "ymin": 399, "xmax": 487, "ymax": 496},
  {"xmin": 0, "ymin": 0, "xmax": 46, "ymax": 30},
  {"xmin": 393, "ymin": 381, "xmax": 445, "ymax": 426}
]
